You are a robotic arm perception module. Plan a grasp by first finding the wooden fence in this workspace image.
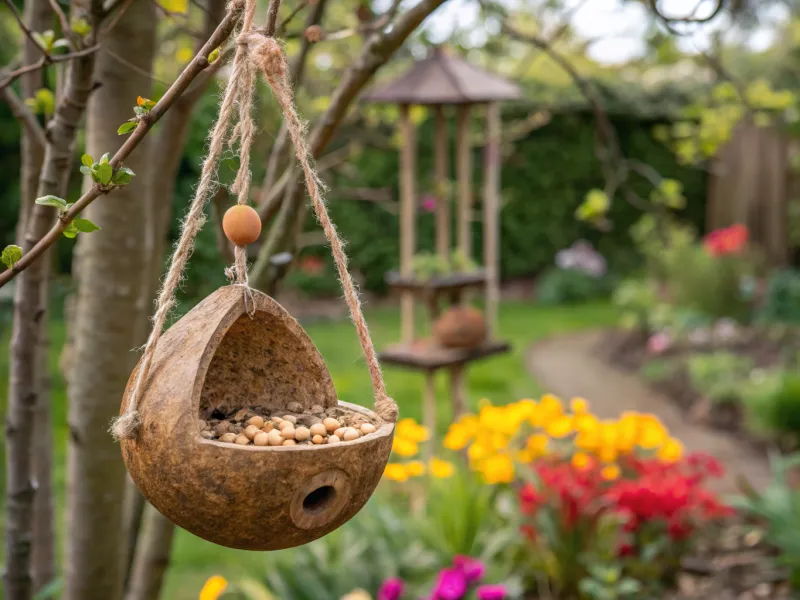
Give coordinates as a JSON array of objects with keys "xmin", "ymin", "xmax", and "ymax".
[{"xmin": 706, "ymin": 121, "xmax": 798, "ymax": 266}]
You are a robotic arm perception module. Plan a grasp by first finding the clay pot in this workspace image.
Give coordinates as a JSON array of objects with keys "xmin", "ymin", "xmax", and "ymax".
[
  {"xmin": 120, "ymin": 286, "xmax": 394, "ymax": 551},
  {"xmin": 433, "ymin": 305, "xmax": 487, "ymax": 349}
]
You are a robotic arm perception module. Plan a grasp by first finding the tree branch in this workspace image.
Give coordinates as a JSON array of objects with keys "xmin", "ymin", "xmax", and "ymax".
[
  {"xmin": 2, "ymin": 0, "xmax": 49, "ymax": 56},
  {"xmin": 250, "ymin": 0, "xmax": 450, "ymax": 290},
  {"xmin": 0, "ymin": 87, "xmax": 47, "ymax": 149},
  {"xmin": 0, "ymin": 4, "xmax": 244, "ymax": 287},
  {"xmin": 0, "ymin": 45, "xmax": 101, "ymax": 90}
]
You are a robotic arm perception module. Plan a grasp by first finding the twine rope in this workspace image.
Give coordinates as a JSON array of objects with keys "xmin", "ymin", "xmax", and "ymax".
[{"xmin": 112, "ymin": 0, "xmax": 396, "ymax": 441}]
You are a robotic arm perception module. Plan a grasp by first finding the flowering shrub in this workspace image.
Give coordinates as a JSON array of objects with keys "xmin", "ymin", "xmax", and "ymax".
[{"xmin": 384, "ymin": 418, "xmax": 456, "ymax": 482}]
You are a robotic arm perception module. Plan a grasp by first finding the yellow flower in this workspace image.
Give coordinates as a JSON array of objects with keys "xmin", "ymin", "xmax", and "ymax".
[
  {"xmin": 457, "ymin": 415, "xmax": 480, "ymax": 436},
  {"xmin": 429, "ymin": 457, "xmax": 455, "ymax": 478},
  {"xmin": 615, "ymin": 415, "xmax": 638, "ymax": 453},
  {"xmin": 467, "ymin": 442, "xmax": 491, "ymax": 464},
  {"xmin": 340, "ymin": 589, "xmax": 373, "ymax": 600},
  {"xmin": 490, "ymin": 432, "xmax": 511, "ymax": 451},
  {"xmin": 657, "ymin": 437, "xmax": 684, "ymax": 463},
  {"xmin": 637, "ymin": 416, "xmax": 668, "ymax": 449},
  {"xmin": 396, "ymin": 418, "xmax": 429, "ymax": 443},
  {"xmin": 392, "ymin": 437, "xmax": 419, "ymax": 457},
  {"xmin": 517, "ymin": 449, "xmax": 535, "ymax": 463},
  {"xmin": 545, "ymin": 415, "xmax": 573, "ymax": 438},
  {"xmin": 573, "ymin": 412, "xmax": 598, "ymax": 433},
  {"xmin": 598, "ymin": 445, "xmax": 618, "ymax": 464},
  {"xmin": 383, "ymin": 463, "xmax": 409, "ymax": 482},
  {"xmin": 526, "ymin": 433, "xmax": 549, "ymax": 457},
  {"xmin": 480, "ymin": 453, "xmax": 515, "ymax": 484},
  {"xmin": 406, "ymin": 460, "xmax": 426, "ymax": 477},
  {"xmin": 570, "ymin": 397, "xmax": 590, "ymax": 414},
  {"xmin": 443, "ymin": 425, "xmax": 472, "ymax": 450},
  {"xmin": 601, "ymin": 464, "xmax": 621, "ymax": 480},
  {"xmin": 200, "ymin": 576, "xmax": 228, "ymax": 600},
  {"xmin": 571, "ymin": 452, "xmax": 592, "ymax": 471},
  {"xmin": 479, "ymin": 405, "xmax": 518, "ymax": 435},
  {"xmin": 539, "ymin": 394, "xmax": 564, "ymax": 417}
]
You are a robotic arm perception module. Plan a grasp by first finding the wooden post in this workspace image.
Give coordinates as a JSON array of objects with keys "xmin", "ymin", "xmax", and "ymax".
[
  {"xmin": 423, "ymin": 371, "xmax": 436, "ymax": 460},
  {"xmin": 434, "ymin": 105, "xmax": 450, "ymax": 260},
  {"xmin": 483, "ymin": 103, "xmax": 501, "ymax": 337},
  {"xmin": 399, "ymin": 104, "xmax": 416, "ymax": 343},
  {"xmin": 450, "ymin": 364, "xmax": 466, "ymax": 418},
  {"xmin": 456, "ymin": 104, "xmax": 473, "ymax": 261}
]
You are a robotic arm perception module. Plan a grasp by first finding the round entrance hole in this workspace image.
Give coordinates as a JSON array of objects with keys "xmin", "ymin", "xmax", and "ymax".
[
  {"xmin": 303, "ymin": 485, "xmax": 336, "ymax": 515},
  {"xmin": 290, "ymin": 468, "xmax": 352, "ymax": 530}
]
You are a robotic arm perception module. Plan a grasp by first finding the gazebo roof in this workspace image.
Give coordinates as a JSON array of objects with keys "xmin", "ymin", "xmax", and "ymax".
[{"xmin": 364, "ymin": 47, "xmax": 521, "ymax": 105}]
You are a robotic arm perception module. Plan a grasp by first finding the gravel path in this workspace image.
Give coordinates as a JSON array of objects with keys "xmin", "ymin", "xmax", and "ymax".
[{"xmin": 526, "ymin": 330, "xmax": 771, "ymax": 495}]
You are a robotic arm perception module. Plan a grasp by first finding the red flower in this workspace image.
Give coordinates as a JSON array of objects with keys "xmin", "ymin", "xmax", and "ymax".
[{"xmin": 703, "ymin": 224, "xmax": 748, "ymax": 257}]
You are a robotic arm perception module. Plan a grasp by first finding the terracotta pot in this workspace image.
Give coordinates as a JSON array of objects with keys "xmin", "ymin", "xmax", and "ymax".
[{"xmin": 433, "ymin": 305, "xmax": 487, "ymax": 349}]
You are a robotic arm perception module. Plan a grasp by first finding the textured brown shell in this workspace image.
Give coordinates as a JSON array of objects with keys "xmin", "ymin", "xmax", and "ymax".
[
  {"xmin": 119, "ymin": 286, "xmax": 394, "ymax": 551},
  {"xmin": 433, "ymin": 305, "xmax": 488, "ymax": 349}
]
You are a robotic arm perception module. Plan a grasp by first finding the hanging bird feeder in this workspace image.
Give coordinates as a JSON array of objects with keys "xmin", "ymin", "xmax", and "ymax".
[{"xmin": 115, "ymin": 3, "xmax": 396, "ymax": 551}]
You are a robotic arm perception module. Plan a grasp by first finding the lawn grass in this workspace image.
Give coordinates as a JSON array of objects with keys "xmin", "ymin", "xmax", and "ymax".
[{"xmin": 0, "ymin": 299, "xmax": 617, "ymax": 599}]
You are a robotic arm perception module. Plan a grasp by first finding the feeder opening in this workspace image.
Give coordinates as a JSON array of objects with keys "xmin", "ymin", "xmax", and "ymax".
[
  {"xmin": 303, "ymin": 485, "xmax": 336, "ymax": 515},
  {"xmin": 199, "ymin": 310, "xmax": 337, "ymax": 419}
]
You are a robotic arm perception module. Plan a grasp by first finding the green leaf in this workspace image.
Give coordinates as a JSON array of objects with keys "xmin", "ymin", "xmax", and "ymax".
[
  {"xmin": 100, "ymin": 153, "xmax": 110, "ymax": 164},
  {"xmin": 70, "ymin": 17, "xmax": 91, "ymax": 37},
  {"xmin": 80, "ymin": 165, "xmax": 92, "ymax": 176},
  {"xmin": 73, "ymin": 218, "xmax": 101, "ymax": 233},
  {"xmin": 208, "ymin": 47, "xmax": 220, "ymax": 63},
  {"xmin": 52, "ymin": 38, "xmax": 70, "ymax": 51},
  {"xmin": 81, "ymin": 154, "xmax": 94, "ymax": 168},
  {"xmin": 117, "ymin": 121, "xmax": 138, "ymax": 135},
  {"xmin": 112, "ymin": 167, "xmax": 135, "ymax": 185},
  {"xmin": 96, "ymin": 163, "xmax": 113, "ymax": 185},
  {"xmin": 62, "ymin": 222, "xmax": 79, "ymax": 239},
  {"xmin": 35, "ymin": 195, "xmax": 67, "ymax": 209},
  {"xmin": 142, "ymin": 99, "xmax": 156, "ymax": 110},
  {"xmin": 2, "ymin": 245, "xmax": 23, "ymax": 269}
]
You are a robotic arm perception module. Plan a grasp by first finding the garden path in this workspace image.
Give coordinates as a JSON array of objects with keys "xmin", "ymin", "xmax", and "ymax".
[{"xmin": 526, "ymin": 330, "xmax": 771, "ymax": 495}]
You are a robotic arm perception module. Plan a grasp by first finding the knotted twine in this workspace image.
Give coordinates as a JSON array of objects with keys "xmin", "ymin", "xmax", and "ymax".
[{"xmin": 111, "ymin": 0, "xmax": 397, "ymax": 441}]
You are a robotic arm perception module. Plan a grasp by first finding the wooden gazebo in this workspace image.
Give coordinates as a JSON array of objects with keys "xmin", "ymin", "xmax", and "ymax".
[{"xmin": 364, "ymin": 47, "xmax": 521, "ymax": 444}]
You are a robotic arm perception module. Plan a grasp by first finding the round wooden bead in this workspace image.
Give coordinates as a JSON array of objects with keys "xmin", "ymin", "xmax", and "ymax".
[{"xmin": 222, "ymin": 205, "xmax": 261, "ymax": 246}]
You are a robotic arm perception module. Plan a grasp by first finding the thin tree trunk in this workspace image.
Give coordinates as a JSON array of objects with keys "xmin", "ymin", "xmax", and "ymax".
[
  {"xmin": 5, "ymin": 6, "xmax": 100, "ymax": 598},
  {"xmin": 16, "ymin": 0, "xmax": 58, "ymax": 590},
  {"xmin": 123, "ymin": 1, "xmax": 225, "ymax": 596},
  {"xmin": 123, "ymin": 507, "xmax": 176, "ymax": 600},
  {"xmin": 65, "ymin": 0, "xmax": 156, "ymax": 598}
]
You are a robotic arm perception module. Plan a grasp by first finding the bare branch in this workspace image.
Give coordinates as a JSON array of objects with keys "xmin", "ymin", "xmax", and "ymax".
[
  {"xmin": 276, "ymin": 0, "xmax": 308, "ymax": 35},
  {"xmin": 266, "ymin": 0, "xmax": 282, "ymax": 35},
  {"xmin": 646, "ymin": 0, "xmax": 726, "ymax": 35},
  {"xmin": 0, "ymin": 4, "xmax": 244, "ymax": 287},
  {"xmin": 2, "ymin": 0, "xmax": 50, "ymax": 56},
  {"xmin": 46, "ymin": 0, "xmax": 78, "ymax": 51},
  {"xmin": 0, "ymin": 45, "xmax": 101, "ymax": 90}
]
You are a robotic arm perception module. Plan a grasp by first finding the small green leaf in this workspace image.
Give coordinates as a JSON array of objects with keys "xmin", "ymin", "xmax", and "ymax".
[
  {"xmin": 112, "ymin": 167, "xmax": 135, "ymax": 185},
  {"xmin": 73, "ymin": 218, "xmax": 101, "ymax": 233},
  {"xmin": 2, "ymin": 245, "xmax": 23, "ymax": 269},
  {"xmin": 62, "ymin": 223, "xmax": 79, "ymax": 239},
  {"xmin": 100, "ymin": 153, "xmax": 110, "ymax": 164},
  {"xmin": 142, "ymin": 99, "xmax": 156, "ymax": 110},
  {"xmin": 70, "ymin": 17, "xmax": 91, "ymax": 37},
  {"xmin": 208, "ymin": 47, "xmax": 220, "ymax": 63},
  {"xmin": 117, "ymin": 121, "xmax": 138, "ymax": 135},
  {"xmin": 133, "ymin": 105, "xmax": 146, "ymax": 117},
  {"xmin": 96, "ymin": 163, "xmax": 113, "ymax": 185},
  {"xmin": 81, "ymin": 154, "xmax": 94, "ymax": 168},
  {"xmin": 35, "ymin": 195, "xmax": 67, "ymax": 209},
  {"xmin": 34, "ymin": 88, "xmax": 55, "ymax": 116},
  {"xmin": 80, "ymin": 165, "xmax": 92, "ymax": 176},
  {"xmin": 52, "ymin": 38, "xmax": 70, "ymax": 51}
]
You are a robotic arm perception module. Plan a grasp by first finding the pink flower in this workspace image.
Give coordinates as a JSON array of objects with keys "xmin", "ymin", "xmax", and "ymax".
[
  {"xmin": 453, "ymin": 555, "xmax": 485, "ymax": 584},
  {"xmin": 647, "ymin": 332, "xmax": 671, "ymax": 355},
  {"xmin": 432, "ymin": 567, "xmax": 467, "ymax": 600},
  {"xmin": 421, "ymin": 194, "xmax": 437, "ymax": 213},
  {"xmin": 378, "ymin": 577, "xmax": 405, "ymax": 600},
  {"xmin": 476, "ymin": 585, "xmax": 506, "ymax": 600}
]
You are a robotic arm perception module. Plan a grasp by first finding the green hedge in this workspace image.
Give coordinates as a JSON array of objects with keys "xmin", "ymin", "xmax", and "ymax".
[{"xmin": 314, "ymin": 111, "xmax": 708, "ymax": 294}]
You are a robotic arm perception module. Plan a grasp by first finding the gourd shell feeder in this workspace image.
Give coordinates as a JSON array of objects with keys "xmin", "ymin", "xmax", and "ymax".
[{"xmin": 120, "ymin": 286, "xmax": 395, "ymax": 550}]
